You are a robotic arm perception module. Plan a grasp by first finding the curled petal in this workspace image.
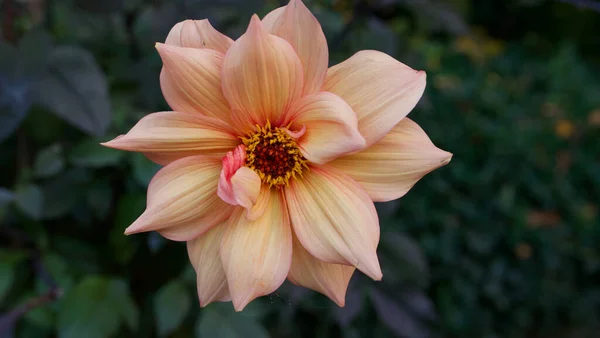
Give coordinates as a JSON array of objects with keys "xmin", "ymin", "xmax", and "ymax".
[
  {"xmin": 285, "ymin": 166, "xmax": 382, "ymax": 280},
  {"xmin": 288, "ymin": 92, "xmax": 365, "ymax": 164},
  {"xmin": 165, "ymin": 19, "xmax": 233, "ymax": 54},
  {"xmin": 263, "ymin": 0, "xmax": 328, "ymax": 95},
  {"xmin": 288, "ymin": 234, "xmax": 355, "ymax": 306},
  {"xmin": 331, "ymin": 118, "xmax": 452, "ymax": 202},
  {"xmin": 101, "ymin": 112, "xmax": 239, "ymax": 165},
  {"xmin": 324, "ymin": 50, "xmax": 426, "ymax": 146},
  {"xmin": 217, "ymin": 146, "xmax": 265, "ymax": 220},
  {"xmin": 124, "ymin": 156, "xmax": 234, "ymax": 241},
  {"xmin": 221, "ymin": 15, "xmax": 303, "ymax": 132},
  {"xmin": 187, "ymin": 224, "xmax": 231, "ymax": 306},
  {"xmin": 220, "ymin": 190, "xmax": 292, "ymax": 311},
  {"xmin": 217, "ymin": 145, "xmax": 248, "ymax": 205},
  {"xmin": 157, "ymin": 43, "xmax": 231, "ymax": 122}
]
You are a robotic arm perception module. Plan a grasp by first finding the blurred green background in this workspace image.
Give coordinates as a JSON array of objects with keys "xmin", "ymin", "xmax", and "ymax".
[{"xmin": 1, "ymin": 0, "xmax": 599, "ymax": 337}]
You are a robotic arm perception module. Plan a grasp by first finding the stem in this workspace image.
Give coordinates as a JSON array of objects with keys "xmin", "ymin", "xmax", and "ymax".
[
  {"xmin": 2, "ymin": 0, "xmax": 15, "ymax": 42},
  {"xmin": 0, "ymin": 288, "xmax": 63, "ymax": 335}
]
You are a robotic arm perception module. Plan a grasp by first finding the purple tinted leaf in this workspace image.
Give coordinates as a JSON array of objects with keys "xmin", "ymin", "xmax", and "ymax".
[
  {"xmin": 333, "ymin": 275, "xmax": 363, "ymax": 327},
  {"xmin": 370, "ymin": 288, "xmax": 431, "ymax": 338},
  {"xmin": 34, "ymin": 46, "xmax": 111, "ymax": 137}
]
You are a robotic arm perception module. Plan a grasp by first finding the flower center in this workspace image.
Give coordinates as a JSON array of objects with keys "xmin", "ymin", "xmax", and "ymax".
[{"xmin": 241, "ymin": 122, "xmax": 307, "ymax": 187}]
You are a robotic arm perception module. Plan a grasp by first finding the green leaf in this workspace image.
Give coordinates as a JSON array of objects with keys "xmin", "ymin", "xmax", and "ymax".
[
  {"xmin": 69, "ymin": 139, "xmax": 124, "ymax": 168},
  {"xmin": 195, "ymin": 303, "xmax": 269, "ymax": 338},
  {"xmin": 15, "ymin": 184, "xmax": 44, "ymax": 220},
  {"xmin": 34, "ymin": 46, "xmax": 111, "ymax": 137},
  {"xmin": 58, "ymin": 276, "xmax": 138, "ymax": 338},
  {"xmin": 131, "ymin": 152, "xmax": 160, "ymax": 186},
  {"xmin": 0, "ymin": 250, "xmax": 27, "ymax": 302},
  {"xmin": 33, "ymin": 144, "xmax": 65, "ymax": 178},
  {"xmin": 86, "ymin": 182, "xmax": 112, "ymax": 219},
  {"xmin": 41, "ymin": 168, "xmax": 91, "ymax": 219},
  {"xmin": 154, "ymin": 280, "xmax": 191, "ymax": 337}
]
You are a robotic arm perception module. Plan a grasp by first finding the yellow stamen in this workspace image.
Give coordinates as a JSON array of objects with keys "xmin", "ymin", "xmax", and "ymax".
[{"xmin": 241, "ymin": 121, "xmax": 308, "ymax": 188}]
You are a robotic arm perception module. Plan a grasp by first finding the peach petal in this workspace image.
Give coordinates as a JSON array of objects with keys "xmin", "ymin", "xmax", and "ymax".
[
  {"xmin": 331, "ymin": 118, "xmax": 452, "ymax": 202},
  {"xmin": 124, "ymin": 155, "xmax": 234, "ymax": 241},
  {"xmin": 221, "ymin": 15, "xmax": 303, "ymax": 130},
  {"xmin": 288, "ymin": 92, "xmax": 365, "ymax": 164},
  {"xmin": 285, "ymin": 165, "xmax": 382, "ymax": 280},
  {"xmin": 263, "ymin": 0, "xmax": 328, "ymax": 95},
  {"xmin": 220, "ymin": 190, "xmax": 292, "ymax": 311},
  {"xmin": 324, "ymin": 50, "xmax": 426, "ymax": 146},
  {"xmin": 165, "ymin": 19, "xmax": 233, "ymax": 54},
  {"xmin": 101, "ymin": 112, "xmax": 239, "ymax": 165},
  {"xmin": 187, "ymin": 224, "xmax": 231, "ymax": 306},
  {"xmin": 288, "ymin": 234, "xmax": 355, "ymax": 306},
  {"xmin": 157, "ymin": 43, "xmax": 231, "ymax": 122}
]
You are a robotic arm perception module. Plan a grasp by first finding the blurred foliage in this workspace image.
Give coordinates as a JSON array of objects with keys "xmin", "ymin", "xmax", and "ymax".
[{"xmin": 1, "ymin": 0, "xmax": 599, "ymax": 337}]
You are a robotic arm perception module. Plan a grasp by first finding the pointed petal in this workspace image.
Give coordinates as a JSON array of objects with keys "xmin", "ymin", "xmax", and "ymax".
[
  {"xmin": 187, "ymin": 224, "xmax": 231, "ymax": 306},
  {"xmin": 263, "ymin": 0, "xmax": 328, "ymax": 95},
  {"xmin": 165, "ymin": 19, "xmax": 233, "ymax": 54},
  {"xmin": 288, "ymin": 92, "xmax": 365, "ymax": 164},
  {"xmin": 285, "ymin": 166, "xmax": 382, "ymax": 280},
  {"xmin": 323, "ymin": 50, "xmax": 426, "ymax": 146},
  {"xmin": 288, "ymin": 234, "xmax": 355, "ymax": 306},
  {"xmin": 221, "ymin": 15, "xmax": 303, "ymax": 131},
  {"xmin": 101, "ymin": 112, "xmax": 239, "ymax": 165},
  {"xmin": 157, "ymin": 43, "xmax": 231, "ymax": 122},
  {"xmin": 125, "ymin": 156, "xmax": 234, "ymax": 241},
  {"xmin": 220, "ymin": 189, "xmax": 292, "ymax": 311},
  {"xmin": 330, "ymin": 118, "xmax": 452, "ymax": 202}
]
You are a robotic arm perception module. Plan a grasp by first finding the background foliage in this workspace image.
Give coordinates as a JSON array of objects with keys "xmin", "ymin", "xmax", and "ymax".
[{"xmin": 1, "ymin": 0, "xmax": 599, "ymax": 337}]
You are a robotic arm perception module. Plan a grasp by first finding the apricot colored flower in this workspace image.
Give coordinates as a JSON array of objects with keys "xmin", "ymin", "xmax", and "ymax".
[{"xmin": 102, "ymin": 0, "xmax": 451, "ymax": 311}]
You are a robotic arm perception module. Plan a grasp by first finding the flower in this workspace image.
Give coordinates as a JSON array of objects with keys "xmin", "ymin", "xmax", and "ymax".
[{"xmin": 102, "ymin": 0, "xmax": 451, "ymax": 311}]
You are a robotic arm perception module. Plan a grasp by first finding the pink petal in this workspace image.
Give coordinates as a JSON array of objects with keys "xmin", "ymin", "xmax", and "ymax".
[
  {"xmin": 285, "ymin": 165, "xmax": 382, "ymax": 280},
  {"xmin": 157, "ymin": 43, "xmax": 231, "ymax": 122},
  {"xmin": 220, "ymin": 189, "xmax": 292, "ymax": 311},
  {"xmin": 101, "ymin": 112, "xmax": 239, "ymax": 165},
  {"xmin": 331, "ymin": 118, "xmax": 452, "ymax": 202},
  {"xmin": 288, "ymin": 234, "xmax": 355, "ymax": 306},
  {"xmin": 221, "ymin": 15, "xmax": 303, "ymax": 133},
  {"xmin": 124, "ymin": 155, "xmax": 234, "ymax": 241},
  {"xmin": 187, "ymin": 224, "xmax": 231, "ymax": 306},
  {"xmin": 262, "ymin": 0, "xmax": 328, "ymax": 95},
  {"xmin": 287, "ymin": 92, "xmax": 365, "ymax": 164},
  {"xmin": 165, "ymin": 19, "xmax": 233, "ymax": 54},
  {"xmin": 216, "ymin": 146, "xmax": 263, "ymax": 219},
  {"xmin": 323, "ymin": 50, "xmax": 426, "ymax": 146}
]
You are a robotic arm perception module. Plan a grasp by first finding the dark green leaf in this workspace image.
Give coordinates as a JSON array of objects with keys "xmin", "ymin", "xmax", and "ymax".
[
  {"xmin": 131, "ymin": 153, "xmax": 160, "ymax": 186},
  {"xmin": 34, "ymin": 46, "xmax": 111, "ymax": 137},
  {"xmin": 15, "ymin": 184, "xmax": 44, "ymax": 220},
  {"xmin": 86, "ymin": 182, "xmax": 112, "ymax": 219},
  {"xmin": 0, "ymin": 250, "xmax": 27, "ymax": 302},
  {"xmin": 41, "ymin": 169, "xmax": 91, "ymax": 219},
  {"xmin": 154, "ymin": 280, "xmax": 191, "ymax": 337},
  {"xmin": 74, "ymin": 0, "xmax": 125, "ymax": 14},
  {"xmin": 195, "ymin": 303, "xmax": 269, "ymax": 338},
  {"xmin": 69, "ymin": 139, "xmax": 124, "ymax": 168},
  {"xmin": 33, "ymin": 144, "xmax": 65, "ymax": 178},
  {"xmin": 57, "ymin": 276, "xmax": 137, "ymax": 338}
]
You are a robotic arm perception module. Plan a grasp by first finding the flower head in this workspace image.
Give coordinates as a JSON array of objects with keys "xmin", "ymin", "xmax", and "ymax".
[{"xmin": 102, "ymin": 0, "xmax": 451, "ymax": 311}]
